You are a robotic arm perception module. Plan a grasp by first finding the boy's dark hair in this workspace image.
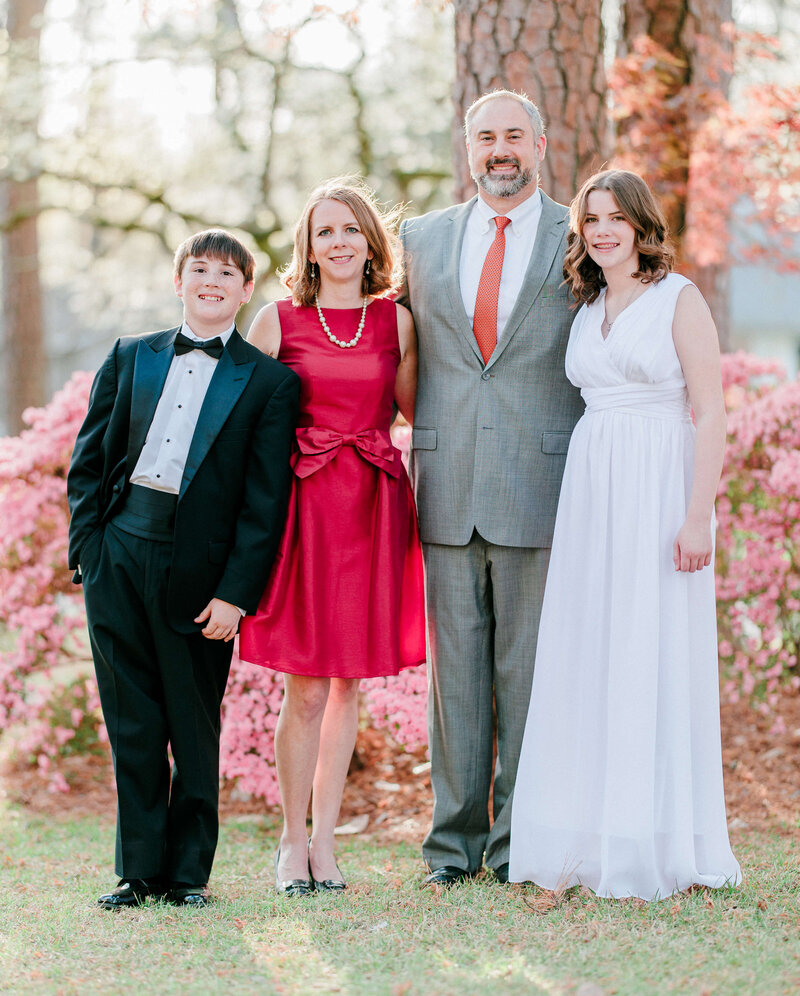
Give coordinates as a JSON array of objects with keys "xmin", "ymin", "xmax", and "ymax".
[{"xmin": 173, "ymin": 229, "xmax": 255, "ymax": 284}]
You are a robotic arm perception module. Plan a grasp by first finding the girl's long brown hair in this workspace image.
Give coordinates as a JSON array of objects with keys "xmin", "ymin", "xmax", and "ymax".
[{"xmin": 563, "ymin": 169, "xmax": 675, "ymax": 306}]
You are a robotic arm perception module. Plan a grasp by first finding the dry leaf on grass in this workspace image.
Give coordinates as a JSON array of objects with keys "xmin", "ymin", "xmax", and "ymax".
[{"xmin": 522, "ymin": 888, "xmax": 565, "ymax": 915}]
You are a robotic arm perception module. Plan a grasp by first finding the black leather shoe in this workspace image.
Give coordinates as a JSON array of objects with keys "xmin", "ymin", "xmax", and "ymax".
[
  {"xmin": 169, "ymin": 885, "xmax": 210, "ymax": 907},
  {"xmin": 309, "ymin": 840, "xmax": 347, "ymax": 892},
  {"xmin": 314, "ymin": 875, "xmax": 347, "ymax": 892},
  {"xmin": 97, "ymin": 879, "xmax": 164, "ymax": 910},
  {"xmin": 491, "ymin": 863, "xmax": 510, "ymax": 884},
  {"xmin": 421, "ymin": 866, "xmax": 472, "ymax": 888},
  {"xmin": 274, "ymin": 845, "xmax": 314, "ymax": 897},
  {"xmin": 167, "ymin": 885, "xmax": 211, "ymax": 910}
]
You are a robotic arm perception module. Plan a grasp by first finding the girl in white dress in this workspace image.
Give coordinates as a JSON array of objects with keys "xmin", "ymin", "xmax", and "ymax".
[{"xmin": 509, "ymin": 170, "xmax": 741, "ymax": 900}]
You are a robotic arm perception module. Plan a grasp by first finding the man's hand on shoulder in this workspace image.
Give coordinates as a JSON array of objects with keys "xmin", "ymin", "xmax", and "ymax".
[{"xmin": 194, "ymin": 598, "xmax": 243, "ymax": 641}]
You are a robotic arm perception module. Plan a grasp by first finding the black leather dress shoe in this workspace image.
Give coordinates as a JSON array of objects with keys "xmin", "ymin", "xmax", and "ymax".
[
  {"xmin": 97, "ymin": 879, "xmax": 164, "ymax": 910},
  {"xmin": 169, "ymin": 885, "xmax": 210, "ymax": 907},
  {"xmin": 491, "ymin": 863, "xmax": 510, "ymax": 884},
  {"xmin": 421, "ymin": 866, "xmax": 472, "ymax": 888},
  {"xmin": 274, "ymin": 845, "xmax": 314, "ymax": 898}
]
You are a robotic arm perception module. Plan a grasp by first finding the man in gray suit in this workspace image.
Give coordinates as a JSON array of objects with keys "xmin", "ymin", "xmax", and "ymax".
[{"xmin": 398, "ymin": 90, "xmax": 584, "ymax": 886}]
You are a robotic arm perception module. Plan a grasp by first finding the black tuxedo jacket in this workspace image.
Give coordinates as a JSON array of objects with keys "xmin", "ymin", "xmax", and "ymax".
[{"xmin": 67, "ymin": 326, "xmax": 300, "ymax": 632}]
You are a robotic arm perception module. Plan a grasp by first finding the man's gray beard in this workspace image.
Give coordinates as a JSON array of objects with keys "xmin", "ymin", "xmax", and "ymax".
[{"xmin": 473, "ymin": 167, "xmax": 534, "ymax": 198}]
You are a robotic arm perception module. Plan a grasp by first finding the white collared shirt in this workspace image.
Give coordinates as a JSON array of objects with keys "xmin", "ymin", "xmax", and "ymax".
[
  {"xmin": 459, "ymin": 189, "xmax": 543, "ymax": 341},
  {"xmin": 130, "ymin": 322, "xmax": 235, "ymax": 495}
]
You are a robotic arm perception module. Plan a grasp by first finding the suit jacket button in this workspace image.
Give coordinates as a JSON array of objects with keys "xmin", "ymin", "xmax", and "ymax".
[
  {"xmin": 481, "ymin": 371, "xmax": 491, "ymax": 381},
  {"xmin": 112, "ymin": 484, "xmax": 120, "ymax": 492}
]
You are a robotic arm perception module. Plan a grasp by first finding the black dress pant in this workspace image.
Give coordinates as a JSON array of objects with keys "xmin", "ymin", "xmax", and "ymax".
[{"xmin": 82, "ymin": 497, "xmax": 233, "ymax": 886}]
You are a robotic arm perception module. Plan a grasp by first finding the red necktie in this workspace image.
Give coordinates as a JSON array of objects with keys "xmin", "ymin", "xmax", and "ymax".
[{"xmin": 473, "ymin": 215, "xmax": 511, "ymax": 364}]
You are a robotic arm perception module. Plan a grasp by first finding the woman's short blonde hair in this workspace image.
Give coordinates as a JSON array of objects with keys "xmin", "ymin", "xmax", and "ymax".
[
  {"xmin": 282, "ymin": 177, "xmax": 402, "ymax": 306},
  {"xmin": 564, "ymin": 169, "xmax": 675, "ymax": 305}
]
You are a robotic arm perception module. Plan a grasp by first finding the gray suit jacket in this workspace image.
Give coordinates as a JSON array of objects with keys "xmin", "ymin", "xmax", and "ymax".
[{"xmin": 398, "ymin": 191, "xmax": 584, "ymax": 548}]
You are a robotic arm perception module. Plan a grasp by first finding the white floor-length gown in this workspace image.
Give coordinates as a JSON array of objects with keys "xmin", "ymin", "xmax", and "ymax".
[{"xmin": 509, "ymin": 272, "xmax": 741, "ymax": 900}]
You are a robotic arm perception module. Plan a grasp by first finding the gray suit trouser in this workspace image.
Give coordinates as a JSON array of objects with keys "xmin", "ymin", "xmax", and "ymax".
[{"xmin": 422, "ymin": 533, "xmax": 550, "ymax": 874}]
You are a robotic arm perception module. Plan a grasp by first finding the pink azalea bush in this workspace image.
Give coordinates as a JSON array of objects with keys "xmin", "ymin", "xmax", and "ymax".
[
  {"xmin": 218, "ymin": 655, "xmax": 428, "ymax": 805},
  {"xmin": 716, "ymin": 352, "xmax": 800, "ymax": 732},
  {"xmin": 219, "ymin": 651, "xmax": 284, "ymax": 804},
  {"xmin": 0, "ymin": 372, "xmax": 103, "ymax": 788},
  {"xmin": 0, "ymin": 373, "xmax": 429, "ymax": 801},
  {"xmin": 361, "ymin": 667, "xmax": 428, "ymax": 750},
  {"xmin": 3, "ymin": 350, "xmax": 798, "ymax": 796}
]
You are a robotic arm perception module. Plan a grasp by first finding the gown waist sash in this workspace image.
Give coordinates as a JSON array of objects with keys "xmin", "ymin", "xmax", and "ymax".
[{"xmin": 581, "ymin": 380, "xmax": 691, "ymax": 421}]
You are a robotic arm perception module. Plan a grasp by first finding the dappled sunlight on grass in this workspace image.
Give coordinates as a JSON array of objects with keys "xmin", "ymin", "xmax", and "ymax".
[
  {"xmin": 479, "ymin": 953, "xmax": 566, "ymax": 993},
  {"xmin": 1, "ymin": 810, "xmax": 799, "ymax": 995}
]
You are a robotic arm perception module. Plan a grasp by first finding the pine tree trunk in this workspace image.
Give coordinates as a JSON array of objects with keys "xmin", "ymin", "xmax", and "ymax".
[
  {"xmin": 2, "ymin": 0, "xmax": 46, "ymax": 432},
  {"xmin": 619, "ymin": 0, "xmax": 732, "ymax": 345},
  {"xmin": 452, "ymin": 0, "xmax": 608, "ymax": 205}
]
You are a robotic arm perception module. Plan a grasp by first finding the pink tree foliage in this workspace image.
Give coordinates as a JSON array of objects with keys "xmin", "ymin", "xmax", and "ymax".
[
  {"xmin": 609, "ymin": 30, "xmax": 800, "ymax": 272},
  {"xmin": 716, "ymin": 352, "xmax": 800, "ymax": 733}
]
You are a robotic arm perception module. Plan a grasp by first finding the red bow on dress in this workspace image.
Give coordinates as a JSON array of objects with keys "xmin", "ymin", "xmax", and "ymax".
[{"xmin": 291, "ymin": 427, "xmax": 401, "ymax": 479}]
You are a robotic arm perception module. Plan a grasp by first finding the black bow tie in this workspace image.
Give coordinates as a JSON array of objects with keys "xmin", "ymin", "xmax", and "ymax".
[{"xmin": 173, "ymin": 332, "xmax": 225, "ymax": 359}]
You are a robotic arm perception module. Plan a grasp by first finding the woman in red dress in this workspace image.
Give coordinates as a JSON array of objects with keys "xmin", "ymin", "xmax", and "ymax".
[{"xmin": 239, "ymin": 179, "xmax": 425, "ymax": 895}]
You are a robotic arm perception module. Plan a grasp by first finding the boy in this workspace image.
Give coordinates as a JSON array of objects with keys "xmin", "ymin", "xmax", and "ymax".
[{"xmin": 68, "ymin": 230, "xmax": 299, "ymax": 909}]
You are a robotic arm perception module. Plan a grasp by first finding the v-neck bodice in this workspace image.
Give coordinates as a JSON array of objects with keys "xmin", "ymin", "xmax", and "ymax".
[{"xmin": 566, "ymin": 273, "xmax": 692, "ymax": 411}]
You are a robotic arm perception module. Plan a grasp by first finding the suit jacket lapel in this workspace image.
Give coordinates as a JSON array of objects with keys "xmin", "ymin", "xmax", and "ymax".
[
  {"xmin": 441, "ymin": 198, "xmax": 485, "ymax": 365},
  {"xmin": 179, "ymin": 329, "xmax": 255, "ymax": 499},
  {"xmin": 486, "ymin": 192, "xmax": 568, "ymax": 369},
  {"xmin": 127, "ymin": 328, "xmax": 179, "ymax": 479}
]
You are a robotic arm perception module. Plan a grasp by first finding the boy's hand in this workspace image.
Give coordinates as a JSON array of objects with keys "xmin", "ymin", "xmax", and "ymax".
[{"xmin": 195, "ymin": 598, "xmax": 242, "ymax": 641}]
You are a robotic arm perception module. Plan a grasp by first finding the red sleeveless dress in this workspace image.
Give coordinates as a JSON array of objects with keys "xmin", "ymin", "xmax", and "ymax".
[{"xmin": 238, "ymin": 297, "xmax": 426, "ymax": 678}]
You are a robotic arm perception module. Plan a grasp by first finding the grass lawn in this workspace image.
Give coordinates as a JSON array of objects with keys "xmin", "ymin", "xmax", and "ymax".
[{"xmin": 0, "ymin": 805, "xmax": 798, "ymax": 996}]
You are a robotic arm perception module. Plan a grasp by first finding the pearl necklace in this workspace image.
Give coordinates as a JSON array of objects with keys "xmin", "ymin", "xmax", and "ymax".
[{"xmin": 315, "ymin": 292, "xmax": 368, "ymax": 349}]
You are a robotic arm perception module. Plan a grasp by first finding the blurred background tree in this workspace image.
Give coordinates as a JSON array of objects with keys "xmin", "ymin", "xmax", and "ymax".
[
  {"xmin": 451, "ymin": 0, "xmax": 608, "ymax": 203},
  {"xmin": 1, "ymin": 0, "xmax": 799, "ymax": 429},
  {"xmin": 614, "ymin": 0, "xmax": 733, "ymax": 336},
  {"xmin": 2, "ymin": 0, "xmax": 46, "ymax": 433},
  {"xmin": 1, "ymin": 0, "xmax": 799, "ymax": 795},
  {"xmin": 0, "ymin": 0, "xmax": 454, "ymax": 429}
]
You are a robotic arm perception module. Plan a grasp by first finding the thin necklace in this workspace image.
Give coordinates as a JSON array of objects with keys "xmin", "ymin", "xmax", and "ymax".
[
  {"xmin": 315, "ymin": 292, "xmax": 368, "ymax": 349},
  {"xmin": 601, "ymin": 282, "xmax": 640, "ymax": 338}
]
